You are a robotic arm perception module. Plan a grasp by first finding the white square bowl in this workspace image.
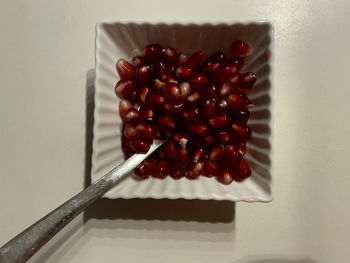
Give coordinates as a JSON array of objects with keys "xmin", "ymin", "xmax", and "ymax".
[{"xmin": 92, "ymin": 22, "xmax": 274, "ymax": 202}]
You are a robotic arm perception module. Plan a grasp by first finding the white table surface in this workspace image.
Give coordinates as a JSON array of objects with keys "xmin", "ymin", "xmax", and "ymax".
[{"xmin": 1, "ymin": 1, "xmax": 350, "ymax": 262}]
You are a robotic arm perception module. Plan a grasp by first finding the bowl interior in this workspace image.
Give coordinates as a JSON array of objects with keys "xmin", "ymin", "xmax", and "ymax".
[{"xmin": 93, "ymin": 22, "xmax": 273, "ymax": 202}]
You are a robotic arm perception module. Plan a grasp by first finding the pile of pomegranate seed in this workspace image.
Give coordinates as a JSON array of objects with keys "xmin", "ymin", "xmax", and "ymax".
[{"xmin": 115, "ymin": 40, "xmax": 256, "ymax": 184}]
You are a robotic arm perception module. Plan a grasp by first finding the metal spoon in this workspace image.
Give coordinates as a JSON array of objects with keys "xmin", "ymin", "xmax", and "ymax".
[{"xmin": 0, "ymin": 139, "xmax": 165, "ymax": 263}]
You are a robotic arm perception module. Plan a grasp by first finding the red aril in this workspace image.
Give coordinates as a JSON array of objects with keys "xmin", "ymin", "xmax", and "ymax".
[
  {"xmin": 209, "ymin": 52, "xmax": 226, "ymax": 63},
  {"xmin": 116, "ymin": 59, "xmax": 136, "ymax": 80},
  {"xmin": 234, "ymin": 108, "xmax": 250, "ymax": 124},
  {"xmin": 177, "ymin": 146, "xmax": 191, "ymax": 167},
  {"xmin": 230, "ymin": 40, "xmax": 250, "ymax": 57},
  {"xmin": 182, "ymin": 108, "xmax": 200, "ymax": 121},
  {"xmin": 162, "ymin": 47, "xmax": 177, "ymax": 65},
  {"xmin": 208, "ymin": 113, "xmax": 231, "ymax": 129},
  {"xmin": 215, "ymin": 130, "xmax": 232, "ymax": 144},
  {"xmin": 156, "ymin": 61, "xmax": 169, "ymax": 81},
  {"xmin": 240, "ymin": 72, "xmax": 257, "ymax": 89},
  {"xmin": 163, "ymin": 140, "xmax": 178, "ymax": 159},
  {"xmin": 179, "ymin": 82, "xmax": 191, "ymax": 100},
  {"xmin": 202, "ymin": 135, "xmax": 215, "ymax": 147},
  {"xmin": 132, "ymin": 56, "xmax": 146, "ymax": 68},
  {"xmin": 115, "ymin": 80, "xmax": 135, "ymax": 99},
  {"xmin": 173, "ymin": 131, "xmax": 190, "ymax": 143},
  {"xmin": 202, "ymin": 98, "xmax": 217, "ymax": 117},
  {"xmin": 177, "ymin": 52, "xmax": 188, "ymax": 66},
  {"xmin": 154, "ymin": 78, "xmax": 167, "ymax": 90},
  {"xmin": 143, "ymin": 108, "xmax": 156, "ymax": 122},
  {"xmin": 164, "ymin": 83, "xmax": 181, "ymax": 100},
  {"xmin": 147, "ymin": 93, "xmax": 165, "ymax": 108},
  {"xmin": 135, "ymin": 163, "xmax": 150, "ymax": 179},
  {"xmin": 176, "ymin": 66, "xmax": 194, "ymax": 80},
  {"xmin": 154, "ymin": 160, "xmax": 170, "ymax": 178},
  {"xmin": 238, "ymin": 159, "xmax": 251, "ymax": 179},
  {"xmin": 186, "ymin": 91, "xmax": 202, "ymax": 105},
  {"xmin": 136, "ymin": 65, "xmax": 151, "ymax": 83},
  {"xmin": 228, "ymin": 57, "xmax": 244, "ymax": 70},
  {"xmin": 191, "ymin": 74, "xmax": 208, "ymax": 90},
  {"xmin": 193, "ymin": 148, "xmax": 205, "ymax": 161},
  {"xmin": 143, "ymin": 157, "xmax": 157, "ymax": 168},
  {"xmin": 218, "ymin": 99, "xmax": 229, "ymax": 112},
  {"xmin": 124, "ymin": 124, "xmax": 138, "ymax": 139},
  {"xmin": 203, "ymin": 159, "xmax": 220, "ymax": 177},
  {"xmin": 187, "ymin": 51, "xmax": 203, "ymax": 68},
  {"xmin": 158, "ymin": 115, "xmax": 176, "ymax": 129},
  {"xmin": 143, "ymin": 44, "xmax": 162, "ymax": 62},
  {"xmin": 138, "ymin": 86, "xmax": 150, "ymax": 105},
  {"xmin": 231, "ymin": 124, "xmax": 252, "ymax": 141},
  {"xmin": 170, "ymin": 165, "xmax": 184, "ymax": 179},
  {"xmin": 189, "ymin": 123, "xmax": 209, "ymax": 137},
  {"xmin": 218, "ymin": 82, "xmax": 234, "ymax": 98},
  {"xmin": 224, "ymin": 144, "xmax": 242, "ymax": 165},
  {"xmin": 218, "ymin": 169, "xmax": 234, "ymax": 185},
  {"xmin": 186, "ymin": 161, "xmax": 204, "ymax": 179},
  {"xmin": 201, "ymin": 60, "xmax": 220, "ymax": 75},
  {"xmin": 136, "ymin": 123, "xmax": 157, "ymax": 139},
  {"xmin": 237, "ymin": 141, "xmax": 247, "ymax": 155},
  {"xmin": 119, "ymin": 99, "xmax": 133, "ymax": 122},
  {"xmin": 163, "ymin": 101, "xmax": 184, "ymax": 114},
  {"xmin": 208, "ymin": 145, "xmax": 224, "ymax": 160},
  {"xmin": 216, "ymin": 63, "xmax": 238, "ymax": 82},
  {"xmin": 127, "ymin": 139, "xmax": 151, "ymax": 153},
  {"xmin": 124, "ymin": 108, "xmax": 141, "ymax": 124}
]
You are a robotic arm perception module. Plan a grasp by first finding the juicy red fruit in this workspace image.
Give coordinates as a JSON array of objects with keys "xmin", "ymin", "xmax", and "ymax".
[{"xmin": 115, "ymin": 40, "xmax": 255, "ymax": 183}]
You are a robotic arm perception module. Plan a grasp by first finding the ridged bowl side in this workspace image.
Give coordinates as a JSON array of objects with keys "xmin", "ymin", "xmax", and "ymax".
[{"xmin": 92, "ymin": 22, "xmax": 274, "ymax": 202}]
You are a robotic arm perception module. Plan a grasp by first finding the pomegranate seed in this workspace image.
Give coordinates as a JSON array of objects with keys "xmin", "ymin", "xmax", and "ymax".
[
  {"xmin": 124, "ymin": 108, "xmax": 141, "ymax": 123},
  {"xmin": 158, "ymin": 126, "xmax": 173, "ymax": 138},
  {"xmin": 218, "ymin": 82, "xmax": 234, "ymax": 98},
  {"xmin": 218, "ymin": 99, "xmax": 229, "ymax": 112},
  {"xmin": 216, "ymin": 63, "xmax": 238, "ymax": 82},
  {"xmin": 158, "ymin": 115, "xmax": 176, "ymax": 129},
  {"xmin": 203, "ymin": 159, "xmax": 220, "ymax": 177},
  {"xmin": 143, "ymin": 44, "xmax": 162, "ymax": 62},
  {"xmin": 179, "ymin": 82, "xmax": 191, "ymax": 100},
  {"xmin": 187, "ymin": 51, "xmax": 203, "ymax": 68},
  {"xmin": 136, "ymin": 123, "xmax": 157, "ymax": 139},
  {"xmin": 237, "ymin": 142, "xmax": 247, "ymax": 155},
  {"xmin": 202, "ymin": 98, "xmax": 217, "ymax": 117},
  {"xmin": 132, "ymin": 56, "xmax": 146, "ymax": 68},
  {"xmin": 224, "ymin": 145, "xmax": 242, "ymax": 165},
  {"xmin": 164, "ymin": 83, "xmax": 181, "ymax": 100},
  {"xmin": 176, "ymin": 66, "xmax": 194, "ymax": 80},
  {"xmin": 231, "ymin": 124, "xmax": 252, "ymax": 141},
  {"xmin": 186, "ymin": 161, "xmax": 204, "ymax": 179},
  {"xmin": 230, "ymin": 40, "xmax": 250, "ymax": 57},
  {"xmin": 189, "ymin": 123, "xmax": 209, "ymax": 137},
  {"xmin": 116, "ymin": 59, "xmax": 136, "ymax": 80},
  {"xmin": 177, "ymin": 52, "xmax": 188, "ymax": 66},
  {"xmin": 147, "ymin": 93, "xmax": 165, "ymax": 108},
  {"xmin": 186, "ymin": 91, "xmax": 202, "ymax": 105},
  {"xmin": 163, "ymin": 140, "xmax": 178, "ymax": 159},
  {"xmin": 209, "ymin": 145, "xmax": 224, "ymax": 160},
  {"xmin": 167, "ymin": 75, "xmax": 178, "ymax": 83},
  {"xmin": 229, "ymin": 73, "xmax": 240, "ymax": 83},
  {"xmin": 234, "ymin": 108, "xmax": 250, "ymax": 124},
  {"xmin": 136, "ymin": 65, "xmax": 151, "ymax": 83},
  {"xmin": 119, "ymin": 99, "xmax": 133, "ymax": 122},
  {"xmin": 193, "ymin": 148, "xmax": 205, "ymax": 161},
  {"xmin": 201, "ymin": 60, "xmax": 220, "ymax": 75},
  {"xmin": 143, "ymin": 157, "xmax": 157, "ymax": 168},
  {"xmin": 123, "ymin": 124, "xmax": 138, "ymax": 139},
  {"xmin": 170, "ymin": 165, "xmax": 184, "ymax": 179},
  {"xmin": 163, "ymin": 101, "xmax": 184, "ymax": 114},
  {"xmin": 182, "ymin": 108, "xmax": 200, "ymax": 121},
  {"xmin": 227, "ymin": 92, "xmax": 250, "ymax": 109},
  {"xmin": 238, "ymin": 159, "xmax": 251, "ymax": 179},
  {"xmin": 115, "ymin": 80, "xmax": 135, "ymax": 99},
  {"xmin": 228, "ymin": 57, "xmax": 244, "ymax": 70},
  {"xmin": 177, "ymin": 146, "xmax": 191, "ymax": 167},
  {"xmin": 157, "ymin": 145, "xmax": 166, "ymax": 159},
  {"xmin": 240, "ymin": 72, "xmax": 257, "ymax": 89},
  {"xmin": 209, "ymin": 52, "xmax": 226, "ymax": 63},
  {"xmin": 208, "ymin": 113, "xmax": 231, "ymax": 129},
  {"xmin": 218, "ymin": 169, "xmax": 234, "ymax": 185},
  {"xmin": 162, "ymin": 47, "xmax": 177, "ymax": 65},
  {"xmin": 154, "ymin": 79, "xmax": 167, "ymax": 90},
  {"xmin": 191, "ymin": 74, "xmax": 208, "ymax": 90},
  {"xmin": 215, "ymin": 130, "xmax": 232, "ymax": 144},
  {"xmin": 202, "ymin": 135, "xmax": 215, "ymax": 147},
  {"xmin": 191, "ymin": 137, "xmax": 202, "ymax": 147},
  {"xmin": 207, "ymin": 84, "xmax": 219, "ymax": 100},
  {"xmin": 138, "ymin": 86, "xmax": 149, "ymax": 105},
  {"xmin": 154, "ymin": 160, "xmax": 170, "ymax": 178},
  {"xmin": 135, "ymin": 163, "xmax": 150, "ymax": 179},
  {"xmin": 156, "ymin": 61, "xmax": 169, "ymax": 81},
  {"xmin": 143, "ymin": 108, "xmax": 156, "ymax": 122},
  {"xmin": 128, "ymin": 139, "xmax": 151, "ymax": 153}
]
